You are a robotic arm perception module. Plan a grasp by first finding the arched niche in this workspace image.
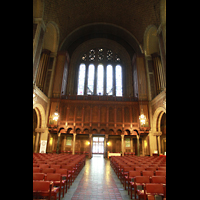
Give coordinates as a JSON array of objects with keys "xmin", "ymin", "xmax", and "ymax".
[
  {"xmin": 144, "ymin": 25, "xmax": 160, "ymax": 56},
  {"xmin": 152, "ymin": 106, "xmax": 166, "ymax": 133},
  {"xmin": 43, "ymin": 22, "xmax": 59, "ymax": 53},
  {"xmin": 33, "ymin": 103, "xmax": 46, "ymax": 128}
]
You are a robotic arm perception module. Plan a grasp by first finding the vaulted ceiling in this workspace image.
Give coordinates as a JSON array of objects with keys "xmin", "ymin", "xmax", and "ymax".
[{"xmin": 42, "ymin": 0, "xmax": 161, "ymax": 53}]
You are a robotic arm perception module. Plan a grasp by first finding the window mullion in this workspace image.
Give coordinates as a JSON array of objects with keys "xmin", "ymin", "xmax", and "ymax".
[
  {"xmin": 113, "ymin": 65, "xmax": 116, "ymax": 96},
  {"xmin": 104, "ymin": 64, "xmax": 106, "ymax": 95},
  {"xmin": 94, "ymin": 64, "xmax": 97, "ymax": 95},
  {"xmin": 84, "ymin": 64, "xmax": 89, "ymax": 95}
]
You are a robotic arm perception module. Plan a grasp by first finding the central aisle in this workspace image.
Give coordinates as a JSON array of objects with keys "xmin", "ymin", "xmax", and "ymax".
[{"xmin": 70, "ymin": 154, "xmax": 126, "ymax": 200}]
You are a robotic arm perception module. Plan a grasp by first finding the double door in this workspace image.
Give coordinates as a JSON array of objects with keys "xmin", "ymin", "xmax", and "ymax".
[{"xmin": 92, "ymin": 137, "xmax": 104, "ymax": 154}]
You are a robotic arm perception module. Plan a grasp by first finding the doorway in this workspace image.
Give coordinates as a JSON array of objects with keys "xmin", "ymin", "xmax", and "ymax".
[{"xmin": 92, "ymin": 137, "xmax": 104, "ymax": 154}]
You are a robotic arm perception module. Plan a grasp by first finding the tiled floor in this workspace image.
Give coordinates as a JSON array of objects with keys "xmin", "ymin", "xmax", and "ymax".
[{"xmin": 62, "ymin": 154, "xmax": 132, "ymax": 200}]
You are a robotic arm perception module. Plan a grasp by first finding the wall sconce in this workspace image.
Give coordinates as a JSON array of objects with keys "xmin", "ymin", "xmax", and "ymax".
[
  {"xmin": 53, "ymin": 111, "xmax": 59, "ymax": 121},
  {"xmin": 107, "ymin": 142, "xmax": 110, "ymax": 146},
  {"xmin": 87, "ymin": 141, "xmax": 90, "ymax": 145},
  {"xmin": 139, "ymin": 108, "xmax": 146, "ymax": 125}
]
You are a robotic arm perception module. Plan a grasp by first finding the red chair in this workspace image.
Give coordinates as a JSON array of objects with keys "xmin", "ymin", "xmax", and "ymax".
[
  {"xmin": 33, "ymin": 163, "xmax": 39, "ymax": 167},
  {"xmin": 37, "ymin": 161, "xmax": 47, "ymax": 164},
  {"xmin": 61, "ymin": 165, "xmax": 74, "ymax": 183},
  {"xmin": 128, "ymin": 171, "xmax": 141, "ymax": 197},
  {"xmin": 157, "ymin": 167, "xmax": 166, "ymax": 171},
  {"xmin": 135, "ymin": 167, "xmax": 146, "ymax": 173},
  {"xmin": 33, "ymin": 167, "xmax": 41, "ymax": 173},
  {"xmin": 33, "ymin": 173, "xmax": 45, "ymax": 181},
  {"xmin": 39, "ymin": 164, "xmax": 50, "ymax": 169},
  {"xmin": 121, "ymin": 166, "xmax": 133, "ymax": 187},
  {"xmin": 155, "ymin": 170, "xmax": 166, "ymax": 177},
  {"xmin": 51, "ymin": 164, "xmax": 61, "ymax": 169},
  {"xmin": 55, "ymin": 169, "xmax": 70, "ymax": 192},
  {"xmin": 142, "ymin": 171, "xmax": 154, "ymax": 180},
  {"xmin": 42, "ymin": 168, "xmax": 55, "ymax": 174},
  {"xmin": 144, "ymin": 183, "xmax": 165, "ymax": 200},
  {"xmin": 146, "ymin": 167, "xmax": 157, "ymax": 172},
  {"xmin": 151, "ymin": 176, "xmax": 166, "ymax": 197},
  {"xmin": 33, "ymin": 181, "xmax": 52, "ymax": 200},
  {"xmin": 46, "ymin": 173, "xmax": 62, "ymax": 200},
  {"xmin": 151, "ymin": 176, "xmax": 166, "ymax": 184},
  {"xmin": 134, "ymin": 176, "xmax": 150, "ymax": 200},
  {"xmin": 159, "ymin": 164, "xmax": 166, "ymax": 167}
]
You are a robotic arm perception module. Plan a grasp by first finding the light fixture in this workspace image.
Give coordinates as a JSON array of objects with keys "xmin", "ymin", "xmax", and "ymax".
[
  {"xmin": 138, "ymin": 79, "xmax": 146, "ymax": 126},
  {"xmin": 53, "ymin": 111, "xmax": 59, "ymax": 121},
  {"xmin": 33, "ymin": 89, "xmax": 37, "ymax": 104},
  {"xmin": 139, "ymin": 108, "xmax": 146, "ymax": 125},
  {"xmin": 163, "ymin": 97, "xmax": 166, "ymax": 107}
]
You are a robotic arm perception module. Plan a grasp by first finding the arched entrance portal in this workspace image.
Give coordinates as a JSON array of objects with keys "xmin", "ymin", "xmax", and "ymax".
[
  {"xmin": 151, "ymin": 106, "xmax": 166, "ymax": 155},
  {"xmin": 33, "ymin": 103, "xmax": 48, "ymax": 153},
  {"xmin": 160, "ymin": 113, "xmax": 166, "ymax": 154}
]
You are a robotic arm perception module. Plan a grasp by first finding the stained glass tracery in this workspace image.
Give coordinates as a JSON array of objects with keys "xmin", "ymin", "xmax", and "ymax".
[{"xmin": 78, "ymin": 49, "xmax": 122, "ymax": 96}]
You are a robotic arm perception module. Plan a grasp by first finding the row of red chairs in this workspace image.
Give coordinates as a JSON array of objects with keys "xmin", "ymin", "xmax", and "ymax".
[
  {"xmin": 33, "ymin": 173, "xmax": 64, "ymax": 200},
  {"xmin": 129, "ymin": 176, "xmax": 166, "ymax": 199},
  {"xmin": 33, "ymin": 154, "xmax": 86, "ymax": 199},
  {"xmin": 110, "ymin": 156, "xmax": 166, "ymax": 199},
  {"xmin": 124, "ymin": 169, "xmax": 166, "ymax": 191}
]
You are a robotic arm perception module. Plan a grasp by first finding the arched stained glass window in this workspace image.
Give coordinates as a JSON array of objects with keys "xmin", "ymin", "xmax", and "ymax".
[
  {"xmin": 97, "ymin": 64, "xmax": 104, "ymax": 95},
  {"xmin": 77, "ymin": 64, "xmax": 86, "ymax": 95},
  {"xmin": 87, "ymin": 64, "xmax": 95, "ymax": 95},
  {"xmin": 116, "ymin": 64, "xmax": 122, "ymax": 96},
  {"xmin": 106, "ymin": 64, "xmax": 113, "ymax": 95},
  {"xmin": 77, "ymin": 48, "xmax": 123, "ymax": 96}
]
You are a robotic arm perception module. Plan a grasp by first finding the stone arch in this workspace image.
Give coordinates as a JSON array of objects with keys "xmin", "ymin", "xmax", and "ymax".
[
  {"xmin": 33, "ymin": 107, "xmax": 41, "ymax": 128},
  {"xmin": 59, "ymin": 22, "xmax": 142, "ymax": 55},
  {"xmin": 125, "ymin": 129, "xmax": 131, "ymax": 135},
  {"xmin": 100, "ymin": 129, "xmax": 106, "ymax": 134},
  {"xmin": 75, "ymin": 128, "xmax": 81, "ymax": 134},
  {"xmin": 133, "ymin": 129, "xmax": 139, "ymax": 136},
  {"xmin": 33, "ymin": 103, "xmax": 46, "ymax": 128},
  {"xmin": 152, "ymin": 106, "xmax": 166, "ymax": 133},
  {"xmin": 67, "ymin": 127, "xmax": 73, "ymax": 134}
]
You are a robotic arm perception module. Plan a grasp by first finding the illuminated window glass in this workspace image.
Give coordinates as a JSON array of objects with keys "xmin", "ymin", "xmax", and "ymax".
[
  {"xmin": 87, "ymin": 64, "xmax": 95, "ymax": 95},
  {"xmin": 106, "ymin": 64, "xmax": 113, "ymax": 95},
  {"xmin": 116, "ymin": 64, "xmax": 122, "ymax": 96},
  {"xmin": 97, "ymin": 64, "xmax": 104, "ymax": 95},
  {"xmin": 77, "ymin": 64, "xmax": 86, "ymax": 95}
]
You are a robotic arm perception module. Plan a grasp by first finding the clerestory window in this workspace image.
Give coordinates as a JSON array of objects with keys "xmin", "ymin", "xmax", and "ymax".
[{"xmin": 77, "ymin": 48, "xmax": 123, "ymax": 96}]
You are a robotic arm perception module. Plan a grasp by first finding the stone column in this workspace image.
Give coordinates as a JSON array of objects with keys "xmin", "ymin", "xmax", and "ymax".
[
  {"xmin": 89, "ymin": 134, "xmax": 92, "ymax": 158},
  {"xmin": 121, "ymin": 135, "xmax": 124, "ymax": 156},
  {"xmin": 104, "ymin": 134, "xmax": 108, "ymax": 158},
  {"xmin": 157, "ymin": 135, "xmax": 161, "ymax": 155},
  {"xmin": 136, "ymin": 134, "xmax": 140, "ymax": 156},
  {"xmin": 72, "ymin": 133, "xmax": 76, "ymax": 155},
  {"xmin": 38, "ymin": 128, "xmax": 49, "ymax": 153},
  {"xmin": 131, "ymin": 137, "xmax": 133, "ymax": 153},
  {"xmin": 63, "ymin": 135, "xmax": 67, "ymax": 151},
  {"xmin": 34, "ymin": 132, "xmax": 40, "ymax": 153},
  {"xmin": 56, "ymin": 132, "xmax": 61, "ymax": 154},
  {"xmin": 148, "ymin": 131, "xmax": 158, "ymax": 156}
]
